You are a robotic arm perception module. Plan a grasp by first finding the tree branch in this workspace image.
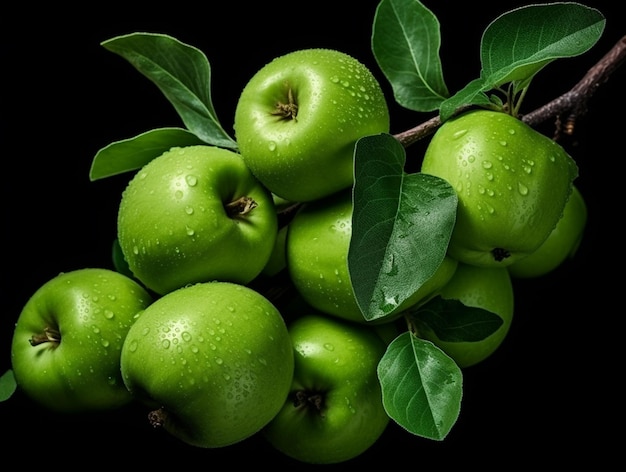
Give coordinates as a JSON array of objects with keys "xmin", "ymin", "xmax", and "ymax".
[{"xmin": 393, "ymin": 35, "xmax": 626, "ymax": 147}]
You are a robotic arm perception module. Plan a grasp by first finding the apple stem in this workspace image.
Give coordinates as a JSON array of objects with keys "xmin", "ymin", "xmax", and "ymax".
[
  {"xmin": 293, "ymin": 390, "xmax": 325, "ymax": 417},
  {"xmin": 29, "ymin": 326, "xmax": 61, "ymax": 346},
  {"xmin": 225, "ymin": 196, "xmax": 258, "ymax": 218},
  {"xmin": 271, "ymin": 85, "xmax": 298, "ymax": 121}
]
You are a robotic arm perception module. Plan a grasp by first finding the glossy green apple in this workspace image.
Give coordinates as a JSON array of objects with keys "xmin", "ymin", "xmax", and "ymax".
[
  {"xmin": 10, "ymin": 268, "xmax": 153, "ymax": 412},
  {"xmin": 508, "ymin": 185, "xmax": 587, "ymax": 278},
  {"xmin": 233, "ymin": 48, "xmax": 390, "ymax": 202},
  {"xmin": 262, "ymin": 312, "xmax": 389, "ymax": 464},
  {"xmin": 117, "ymin": 145, "xmax": 278, "ymax": 295},
  {"xmin": 286, "ymin": 189, "xmax": 458, "ymax": 323},
  {"xmin": 421, "ymin": 109, "xmax": 579, "ymax": 267},
  {"xmin": 120, "ymin": 281, "xmax": 294, "ymax": 448},
  {"xmin": 418, "ymin": 262, "xmax": 514, "ymax": 368}
]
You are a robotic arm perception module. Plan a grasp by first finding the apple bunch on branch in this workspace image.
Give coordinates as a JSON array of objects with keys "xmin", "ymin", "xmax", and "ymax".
[{"xmin": 2, "ymin": 0, "xmax": 624, "ymax": 465}]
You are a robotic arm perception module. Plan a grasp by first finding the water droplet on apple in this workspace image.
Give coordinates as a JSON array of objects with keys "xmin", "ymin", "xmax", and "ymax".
[
  {"xmin": 482, "ymin": 160, "xmax": 493, "ymax": 169},
  {"xmin": 452, "ymin": 129, "xmax": 468, "ymax": 139},
  {"xmin": 162, "ymin": 339, "xmax": 171, "ymax": 349},
  {"xmin": 104, "ymin": 310, "xmax": 114, "ymax": 320},
  {"xmin": 182, "ymin": 331, "xmax": 192, "ymax": 342},
  {"xmin": 517, "ymin": 182, "xmax": 529, "ymax": 196},
  {"xmin": 185, "ymin": 174, "xmax": 198, "ymax": 186},
  {"xmin": 323, "ymin": 343, "xmax": 335, "ymax": 351},
  {"xmin": 267, "ymin": 141, "xmax": 277, "ymax": 151}
]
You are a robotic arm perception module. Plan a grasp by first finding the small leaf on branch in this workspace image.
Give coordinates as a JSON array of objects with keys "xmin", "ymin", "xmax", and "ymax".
[
  {"xmin": 440, "ymin": 2, "xmax": 605, "ymax": 120},
  {"xmin": 409, "ymin": 296, "xmax": 504, "ymax": 343},
  {"xmin": 101, "ymin": 33, "xmax": 238, "ymax": 149},
  {"xmin": 372, "ymin": 0, "xmax": 449, "ymax": 112}
]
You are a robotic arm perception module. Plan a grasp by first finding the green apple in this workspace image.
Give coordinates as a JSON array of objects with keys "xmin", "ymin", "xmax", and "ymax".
[
  {"xmin": 417, "ymin": 262, "xmax": 514, "ymax": 368},
  {"xmin": 508, "ymin": 185, "xmax": 587, "ymax": 278},
  {"xmin": 421, "ymin": 109, "xmax": 579, "ymax": 267},
  {"xmin": 120, "ymin": 281, "xmax": 294, "ymax": 448},
  {"xmin": 262, "ymin": 312, "xmax": 389, "ymax": 464},
  {"xmin": 233, "ymin": 48, "xmax": 390, "ymax": 202},
  {"xmin": 10, "ymin": 268, "xmax": 153, "ymax": 412},
  {"xmin": 117, "ymin": 145, "xmax": 278, "ymax": 295},
  {"xmin": 286, "ymin": 189, "xmax": 458, "ymax": 323}
]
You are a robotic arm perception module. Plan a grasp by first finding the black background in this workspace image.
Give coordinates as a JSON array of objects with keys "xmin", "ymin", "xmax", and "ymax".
[{"xmin": 3, "ymin": 1, "xmax": 623, "ymax": 470}]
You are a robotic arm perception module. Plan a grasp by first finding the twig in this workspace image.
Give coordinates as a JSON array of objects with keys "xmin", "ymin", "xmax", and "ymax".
[{"xmin": 393, "ymin": 35, "xmax": 626, "ymax": 147}]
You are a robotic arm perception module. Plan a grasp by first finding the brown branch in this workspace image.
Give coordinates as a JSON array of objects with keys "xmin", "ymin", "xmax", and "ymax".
[
  {"xmin": 522, "ymin": 35, "xmax": 626, "ymax": 136},
  {"xmin": 393, "ymin": 35, "xmax": 626, "ymax": 147}
]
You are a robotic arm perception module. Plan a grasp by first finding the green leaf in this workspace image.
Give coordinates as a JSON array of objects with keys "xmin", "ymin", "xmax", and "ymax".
[
  {"xmin": 438, "ymin": 78, "xmax": 494, "ymax": 123},
  {"xmin": 480, "ymin": 2, "xmax": 605, "ymax": 87},
  {"xmin": 377, "ymin": 332, "xmax": 463, "ymax": 440},
  {"xmin": 89, "ymin": 127, "xmax": 207, "ymax": 181},
  {"xmin": 101, "ymin": 33, "xmax": 238, "ymax": 149},
  {"xmin": 410, "ymin": 296, "xmax": 504, "ymax": 342},
  {"xmin": 349, "ymin": 133, "xmax": 457, "ymax": 322},
  {"xmin": 0, "ymin": 370, "xmax": 17, "ymax": 402},
  {"xmin": 440, "ymin": 2, "xmax": 605, "ymax": 121},
  {"xmin": 372, "ymin": 0, "xmax": 449, "ymax": 112}
]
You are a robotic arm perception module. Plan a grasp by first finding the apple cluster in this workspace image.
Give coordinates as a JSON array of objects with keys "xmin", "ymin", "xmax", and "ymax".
[
  {"xmin": 8, "ymin": 44, "xmax": 588, "ymax": 466},
  {"xmin": 8, "ymin": 48, "xmax": 395, "ymax": 465}
]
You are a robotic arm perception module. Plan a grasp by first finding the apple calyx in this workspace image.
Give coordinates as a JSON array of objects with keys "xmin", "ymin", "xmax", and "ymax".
[
  {"xmin": 148, "ymin": 407, "xmax": 168, "ymax": 428},
  {"xmin": 29, "ymin": 326, "xmax": 61, "ymax": 346},
  {"xmin": 271, "ymin": 85, "xmax": 298, "ymax": 122},
  {"xmin": 225, "ymin": 196, "xmax": 258, "ymax": 218},
  {"xmin": 491, "ymin": 248, "xmax": 511, "ymax": 262},
  {"xmin": 293, "ymin": 389, "xmax": 325, "ymax": 417}
]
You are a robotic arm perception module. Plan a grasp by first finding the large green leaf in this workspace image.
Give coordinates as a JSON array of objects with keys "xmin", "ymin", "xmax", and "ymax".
[
  {"xmin": 372, "ymin": 0, "xmax": 449, "ymax": 112},
  {"xmin": 349, "ymin": 133, "xmax": 457, "ymax": 322},
  {"xmin": 480, "ymin": 2, "xmax": 605, "ymax": 86},
  {"xmin": 377, "ymin": 332, "xmax": 463, "ymax": 440},
  {"xmin": 89, "ymin": 127, "xmax": 206, "ymax": 181},
  {"xmin": 101, "ymin": 33, "xmax": 237, "ymax": 149},
  {"xmin": 440, "ymin": 2, "xmax": 605, "ymax": 120}
]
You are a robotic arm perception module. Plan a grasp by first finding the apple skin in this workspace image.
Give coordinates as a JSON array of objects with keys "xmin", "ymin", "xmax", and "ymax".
[
  {"xmin": 120, "ymin": 281, "xmax": 294, "ymax": 448},
  {"xmin": 233, "ymin": 48, "xmax": 390, "ymax": 203},
  {"xmin": 418, "ymin": 262, "xmax": 514, "ymax": 368},
  {"xmin": 508, "ymin": 185, "xmax": 587, "ymax": 278},
  {"xmin": 262, "ymin": 312, "xmax": 389, "ymax": 464},
  {"xmin": 117, "ymin": 145, "xmax": 278, "ymax": 295},
  {"xmin": 10, "ymin": 268, "xmax": 153, "ymax": 413},
  {"xmin": 286, "ymin": 189, "xmax": 458, "ymax": 323},
  {"xmin": 421, "ymin": 109, "xmax": 579, "ymax": 268}
]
